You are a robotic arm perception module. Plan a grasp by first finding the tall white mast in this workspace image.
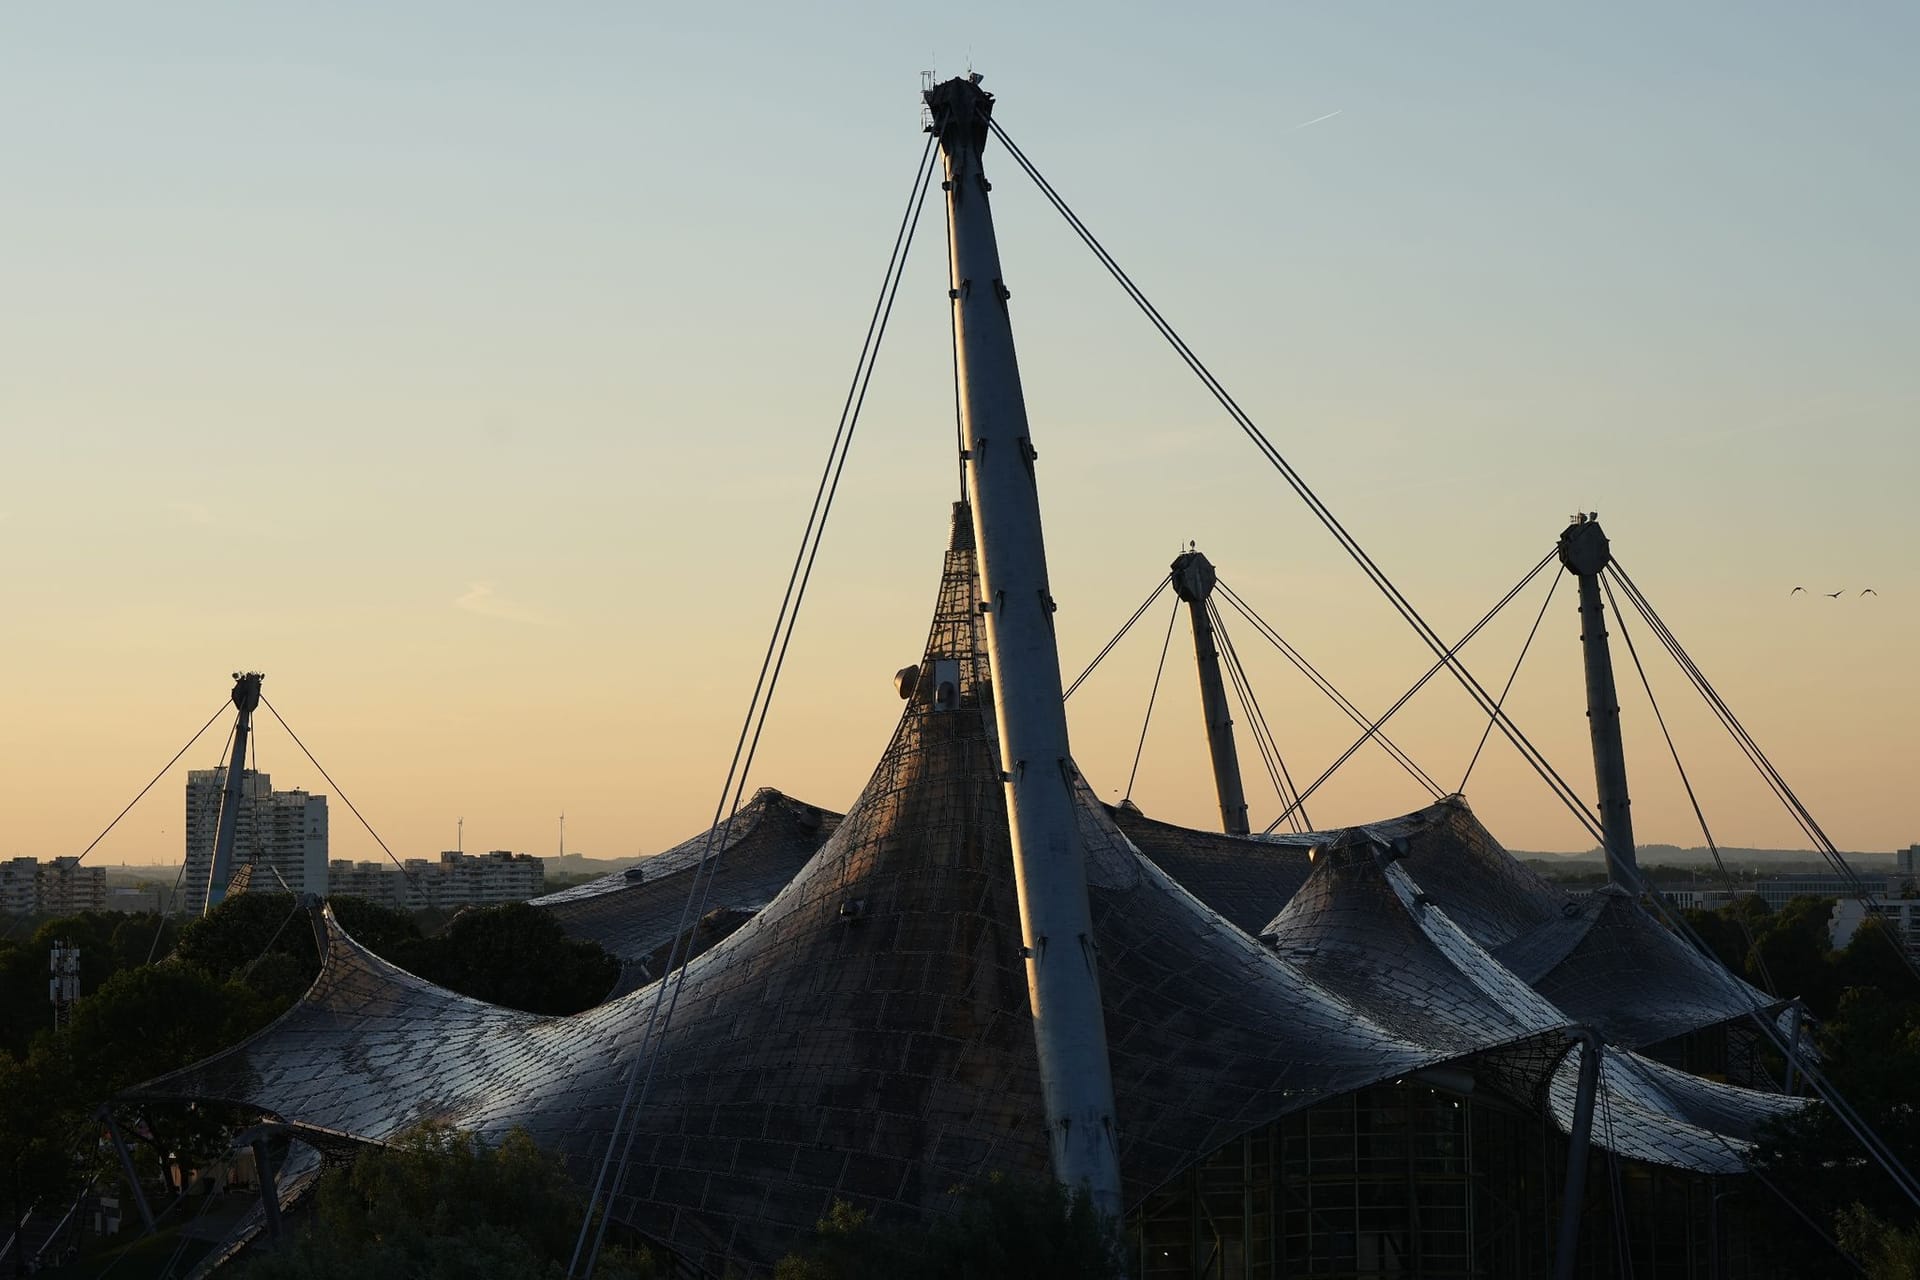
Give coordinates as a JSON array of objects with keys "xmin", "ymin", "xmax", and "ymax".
[{"xmin": 925, "ymin": 73, "xmax": 1124, "ymax": 1217}]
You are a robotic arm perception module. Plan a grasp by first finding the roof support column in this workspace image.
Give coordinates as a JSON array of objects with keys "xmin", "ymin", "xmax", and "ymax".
[
  {"xmin": 250, "ymin": 1135, "xmax": 283, "ymax": 1242},
  {"xmin": 1559, "ymin": 520, "xmax": 1638, "ymax": 888},
  {"xmin": 1553, "ymin": 1031, "xmax": 1605, "ymax": 1280},
  {"xmin": 926, "ymin": 73, "xmax": 1123, "ymax": 1219},
  {"xmin": 100, "ymin": 1108, "xmax": 155, "ymax": 1235},
  {"xmin": 1171, "ymin": 550, "xmax": 1250, "ymax": 835}
]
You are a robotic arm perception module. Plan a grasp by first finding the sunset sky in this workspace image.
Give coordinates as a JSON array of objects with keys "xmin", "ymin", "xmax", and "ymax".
[{"xmin": 3, "ymin": 2, "xmax": 1914, "ymax": 872}]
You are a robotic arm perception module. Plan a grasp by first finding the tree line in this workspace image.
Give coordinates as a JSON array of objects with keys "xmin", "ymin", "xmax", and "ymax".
[
  {"xmin": 0, "ymin": 893, "xmax": 617, "ymax": 1272},
  {"xmin": 1680, "ymin": 894, "xmax": 1920, "ymax": 1277}
]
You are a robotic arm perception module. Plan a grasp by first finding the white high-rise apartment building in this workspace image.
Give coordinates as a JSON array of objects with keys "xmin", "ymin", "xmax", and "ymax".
[
  {"xmin": 184, "ymin": 768, "xmax": 329, "ymax": 911},
  {"xmin": 1, "ymin": 857, "xmax": 41, "ymax": 916},
  {"xmin": 0, "ymin": 857, "xmax": 109, "ymax": 917}
]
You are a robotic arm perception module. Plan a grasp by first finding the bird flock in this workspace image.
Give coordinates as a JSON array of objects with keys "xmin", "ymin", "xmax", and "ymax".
[{"xmin": 1790, "ymin": 587, "xmax": 1879, "ymax": 598}]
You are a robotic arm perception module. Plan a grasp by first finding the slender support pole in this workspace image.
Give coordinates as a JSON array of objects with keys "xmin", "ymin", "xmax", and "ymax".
[
  {"xmin": 100, "ymin": 1110, "xmax": 155, "ymax": 1235},
  {"xmin": 10, "ymin": 1160, "xmax": 23, "ymax": 1280},
  {"xmin": 1558, "ymin": 520, "xmax": 1638, "ymax": 888},
  {"xmin": 1171, "ymin": 550, "xmax": 1250, "ymax": 835},
  {"xmin": 1553, "ymin": 1031, "xmax": 1605, "ymax": 1280},
  {"xmin": 1783, "ymin": 1000, "xmax": 1805, "ymax": 1095},
  {"xmin": 1707, "ymin": 1177, "xmax": 1720, "ymax": 1280},
  {"xmin": 205, "ymin": 672, "xmax": 265, "ymax": 914},
  {"xmin": 927, "ymin": 73, "xmax": 1123, "ymax": 1219},
  {"xmin": 250, "ymin": 1137, "xmax": 282, "ymax": 1242}
]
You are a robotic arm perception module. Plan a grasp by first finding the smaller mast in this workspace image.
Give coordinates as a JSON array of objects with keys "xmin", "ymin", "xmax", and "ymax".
[
  {"xmin": 1170, "ymin": 548, "xmax": 1250, "ymax": 835},
  {"xmin": 204, "ymin": 671, "xmax": 264, "ymax": 914},
  {"xmin": 1558, "ymin": 517, "xmax": 1638, "ymax": 888}
]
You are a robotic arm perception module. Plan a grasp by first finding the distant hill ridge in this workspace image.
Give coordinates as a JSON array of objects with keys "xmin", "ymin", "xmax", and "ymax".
[{"xmin": 1517, "ymin": 844, "xmax": 1898, "ymax": 867}]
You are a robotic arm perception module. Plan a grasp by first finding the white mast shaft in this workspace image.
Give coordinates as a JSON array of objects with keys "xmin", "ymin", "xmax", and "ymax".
[{"xmin": 929, "ymin": 75, "xmax": 1123, "ymax": 1217}]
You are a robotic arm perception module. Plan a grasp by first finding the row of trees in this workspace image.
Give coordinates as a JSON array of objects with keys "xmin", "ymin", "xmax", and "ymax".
[
  {"xmin": 236, "ymin": 1122, "xmax": 659, "ymax": 1279},
  {"xmin": 1675, "ymin": 895, "xmax": 1920, "ymax": 1277},
  {"xmin": 4, "ymin": 889, "xmax": 1114, "ymax": 1277},
  {"xmin": 210, "ymin": 1118, "xmax": 1117, "ymax": 1280},
  {"xmin": 10, "ymin": 886, "xmax": 1914, "ymax": 1274},
  {"xmin": 0, "ymin": 893, "xmax": 619, "ymax": 1269}
]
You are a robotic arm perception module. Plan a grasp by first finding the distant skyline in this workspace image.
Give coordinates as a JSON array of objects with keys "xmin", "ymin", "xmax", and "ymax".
[{"xmin": 3, "ymin": 3, "xmax": 1915, "ymax": 870}]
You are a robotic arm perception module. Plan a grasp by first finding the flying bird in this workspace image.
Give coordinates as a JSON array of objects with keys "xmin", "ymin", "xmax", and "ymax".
[
  {"xmin": 1861, "ymin": 588, "xmax": 1879, "ymax": 596},
  {"xmin": 1790, "ymin": 586, "xmax": 1806, "ymax": 595},
  {"xmin": 1824, "ymin": 590, "xmax": 1844, "ymax": 598}
]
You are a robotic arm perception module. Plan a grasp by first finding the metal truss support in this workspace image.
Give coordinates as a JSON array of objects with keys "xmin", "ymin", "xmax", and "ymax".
[
  {"xmin": 1171, "ymin": 549, "xmax": 1250, "ymax": 835},
  {"xmin": 1558, "ymin": 519, "xmax": 1639, "ymax": 888},
  {"xmin": 1553, "ymin": 1031, "xmax": 1605, "ymax": 1280},
  {"xmin": 926, "ymin": 72, "xmax": 1123, "ymax": 1219}
]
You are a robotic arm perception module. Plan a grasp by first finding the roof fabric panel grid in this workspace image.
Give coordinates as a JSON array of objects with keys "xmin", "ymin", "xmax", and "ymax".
[{"xmin": 532, "ymin": 788, "xmax": 840, "ymax": 994}]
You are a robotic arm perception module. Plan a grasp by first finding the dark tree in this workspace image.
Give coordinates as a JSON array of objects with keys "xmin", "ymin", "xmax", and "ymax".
[
  {"xmin": 1835, "ymin": 918, "xmax": 1920, "ymax": 1000},
  {"xmin": 0, "ymin": 911, "xmax": 176, "ymax": 1058},
  {"xmin": 1754, "ymin": 896, "xmax": 1842, "ymax": 1016},
  {"xmin": 1836, "ymin": 1203, "xmax": 1920, "ymax": 1279},
  {"xmin": 774, "ymin": 1176, "xmax": 1123, "ymax": 1280},
  {"xmin": 391, "ymin": 903, "xmax": 617, "ymax": 1015},
  {"xmin": 236, "ymin": 1121, "xmax": 656, "ymax": 1279},
  {"xmin": 173, "ymin": 893, "xmax": 321, "ymax": 987},
  {"xmin": 1682, "ymin": 905, "xmax": 1750, "ymax": 974},
  {"xmin": 328, "ymin": 895, "xmax": 423, "ymax": 956}
]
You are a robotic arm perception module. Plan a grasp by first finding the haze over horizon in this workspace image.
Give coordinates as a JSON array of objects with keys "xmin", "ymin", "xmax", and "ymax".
[{"xmin": 4, "ymin": 3, "xmax": 1915, "ymax": 872}]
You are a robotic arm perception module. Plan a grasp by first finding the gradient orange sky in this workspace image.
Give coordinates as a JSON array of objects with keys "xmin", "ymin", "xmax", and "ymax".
[{"xmin": 3, "ymin": 4, "xmax": 1915, "ymax": 871}]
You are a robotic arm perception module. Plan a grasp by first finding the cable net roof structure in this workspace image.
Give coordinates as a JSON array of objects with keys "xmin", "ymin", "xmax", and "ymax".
[
  {"xmin": 1119, "ymin": 795, "xmax": 1785, "ymax": 1053},
  {"xmin": 1256, "ymin": 834, "xmax": 1570, "ymax": 1062},
  {"xmin": 126, "ymin": 503, "xmax": 1807, "ymax": 1274},
  {"xmin": 530, "ymin": 789, "xmax": 841, "ymax": 995},
  {"xmin": 1544, "ymin": 1044, "xmax": 1806, "ymax": 1175},
  {"xmin": 1116, "ymin": 798, "xmax": 1561, "ymax": 948},
  {"xmin": 1495, "ymin": 883, "xmax": 1779, "ymax": 1049}
]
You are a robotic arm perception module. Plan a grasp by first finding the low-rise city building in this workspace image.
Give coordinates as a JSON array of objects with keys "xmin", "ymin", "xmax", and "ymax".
[
  {"xmin": 1, "ymin": 857, "xmax": 40, "ymax": 916},
  {"xmin": 327, "ymin": 850, "xmax": 544, "ymax": 911},
  {"xmin": 1832, "ymin": 897, "xmax": 1920, "ymax": 953},
  {"xmin": 38, "ymin": 856, "xmax": 108, "ymax": 914},
  {"xmin": 1749, "ymin": 872, "xmax": 1891, "ymax": 912},
  {"xmin": 1649, "ymin": 862, "xmax": 1920, "ymax": 955},
  {"xmin": 106, "ymin": 885, "xmax": 168, "ymax": 914}
]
